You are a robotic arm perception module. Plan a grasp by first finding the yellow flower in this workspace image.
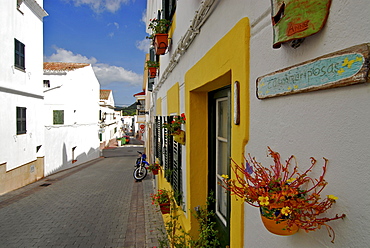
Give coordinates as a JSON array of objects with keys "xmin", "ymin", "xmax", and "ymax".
[
  {"xmin": 221, "ymin": 174, "xmax": 229, "ymax": 179},
  {"xmin": 286, "ymin": 178, "xmax": 296, "ymax": 183},
  {"xmin": 281, "ymin": 206, "xmax": 292, "ymax": 216},
  {"xmin": 327, "ymin": 195, "xmax": 338, "ymax": 200},
  {"xmin": 258, "ymin": 196, "xmax": 269, "ymax": 206}
]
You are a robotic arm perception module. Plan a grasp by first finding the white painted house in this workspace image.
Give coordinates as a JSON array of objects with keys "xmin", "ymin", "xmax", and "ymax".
[
  {"xmin": 0, "ymin": 0, "xmax": 47, "ymax": 195},
  {"xmin": 99, "ymin": 90, "xmax": 121, "ymax": 148},
  {"xmin": 43, "ymin": 62, "xmax": 100, "ymax": 176},
  {"xmin": 145, "ymin": 0, "xmax": 370, "ymax": 247}
]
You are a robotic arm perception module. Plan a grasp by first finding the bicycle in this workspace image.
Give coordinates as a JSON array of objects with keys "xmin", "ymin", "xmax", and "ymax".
[{"xmin": 133, "ymin": 151, "xmax": 149, "ymax": 181}]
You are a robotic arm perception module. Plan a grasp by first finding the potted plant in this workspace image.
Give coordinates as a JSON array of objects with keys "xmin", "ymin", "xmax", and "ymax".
[
  {"xmin": 221, "ymin": 147, "xmax": 345, "ymax": 243},
  {"xmin": 163, "ymin": 113, "xmax": 186, "ymax": 145},
  {"xmin": 146, "ymin": 60, "xmax": 159, "ymax": 78},
  {"xmin": 151, "ymin": 189, "xmax": 171, "ymax": 214},
  {"xmin": 147, "ymin": 18, "xmax": 172, "ymax": 55},
  {"xmin": 148, "ymin": 162, "xmax": 161, "ymax": 175}
]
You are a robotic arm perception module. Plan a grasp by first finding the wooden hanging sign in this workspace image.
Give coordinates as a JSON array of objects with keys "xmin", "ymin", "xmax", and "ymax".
[{"xmin": 256, "ymin": 43, "xmax": 370, "ymax": 99}]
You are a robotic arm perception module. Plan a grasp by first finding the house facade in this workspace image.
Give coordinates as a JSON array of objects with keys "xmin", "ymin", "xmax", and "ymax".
[
  {"xmin": 145, "ymin": 0, "xmax": 370, "ymax": 247},
  {"xmin": 0, "ymin": 0, "xmax": 47, "ymax": 195},
  {"xmin": 99, "ymin": 89, "xmax": 122, "ymax": 148},
  {"xmin": 43, "ymin": 62, "xmax": 101, "ymax": 176}
]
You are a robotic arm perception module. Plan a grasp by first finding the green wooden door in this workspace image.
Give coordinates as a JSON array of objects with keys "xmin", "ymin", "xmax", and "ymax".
[{"xmin": 208, "ymin": 86, "xmax": 231, "ymax": 247}]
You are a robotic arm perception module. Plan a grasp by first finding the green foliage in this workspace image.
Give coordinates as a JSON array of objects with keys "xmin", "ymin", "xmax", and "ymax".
[
  {"xmin": 148, "ymin": 18, "xmax": 172, "ymax": 35},
  {"xmin": 157, "ymin": 194, "xmax": 220, "ymax": 248},
  {"xmin": 146, "ymin": 60, "xmax": 159, "ymax": 68}
]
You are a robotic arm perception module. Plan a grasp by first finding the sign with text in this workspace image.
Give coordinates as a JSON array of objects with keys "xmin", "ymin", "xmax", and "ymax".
[{"xmin": 256, "ymin": 44, "xmax": 370, "ymax": 99}]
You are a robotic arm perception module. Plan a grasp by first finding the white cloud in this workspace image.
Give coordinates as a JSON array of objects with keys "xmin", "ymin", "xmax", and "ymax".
[
  {"xmin": 44, "ymin": 47, "xmax": 142, "ymax": 86},
  {"xmin": 65, "ymin": 0, "xmax": 130, "ymax": 13},
  {"xmin": 136, "ymin": 38, "xmax": 151, "ymax": 52}
]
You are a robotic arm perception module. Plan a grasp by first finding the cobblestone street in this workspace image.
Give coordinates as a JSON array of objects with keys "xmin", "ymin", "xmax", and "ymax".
[{"xmin": 0, "ymin": 146, "xmax": 165, "ymax": 248}]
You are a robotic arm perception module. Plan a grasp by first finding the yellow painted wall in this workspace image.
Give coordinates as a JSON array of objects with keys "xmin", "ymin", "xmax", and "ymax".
[
  {"xmin": 184, "ymin": 18, "xmax": 250, "ymax": 247},
  {"xmin": 167, "ymin": 83, "xmax": 180, "ymax": 115},
  {"xmin": 0, "ymin": 158, "xmax": 44, "ymax": 195},
  {"xmin": 156, "ymin": 98, "xmax": 162, "ymax": 116}
]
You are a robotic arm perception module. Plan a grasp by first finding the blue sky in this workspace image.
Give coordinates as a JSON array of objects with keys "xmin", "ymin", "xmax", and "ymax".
[{"xmin": 43, "ymin": 0, "xmax": 150, "ymax": 106}]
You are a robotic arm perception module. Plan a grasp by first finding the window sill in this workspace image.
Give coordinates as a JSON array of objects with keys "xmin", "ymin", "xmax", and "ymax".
[{"xmin": 14, "ymin": 66, "xmax": 26, "ymax": 73}]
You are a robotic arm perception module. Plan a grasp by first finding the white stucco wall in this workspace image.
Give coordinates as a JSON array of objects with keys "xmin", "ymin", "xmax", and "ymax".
[
  {"xmin": 0, "ymin": 1, "xmax": 46, "ymax": 171},
  {"xmin": 43, "ymin": 65, "xmax": 100, "ymax": 176},
  {"xmin": 148, "ymin": 0, "xmax": 370, "ymax": 246},
  {"xmin": 244, "ymin": 1, "xmax": 370, "ymax": 247}
]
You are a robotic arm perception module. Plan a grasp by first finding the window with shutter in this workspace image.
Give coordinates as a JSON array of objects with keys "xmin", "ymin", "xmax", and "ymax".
[
  {"xmin": 53, "ymin": 110, "xmax": 64, "ymax": 125},
  {"xmin": 162, "ymin": 0, "xmax": 176, "ymax": 21},
  {"xmin": 14, "ymin": 39, "xmax": 25, "ymax": 70},
  {"xmin": 16, "ymin": 107, "xmax": 27, "ymax": 134},
  {"xmin": 158, "ymin": 115, "xmax": 184, "ymax": 206}
]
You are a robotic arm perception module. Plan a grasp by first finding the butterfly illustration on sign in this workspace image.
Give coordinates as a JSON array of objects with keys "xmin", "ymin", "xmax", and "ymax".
[{"xmin": 271, "ymin": 0, "xmax": 332, "ymax": 49}]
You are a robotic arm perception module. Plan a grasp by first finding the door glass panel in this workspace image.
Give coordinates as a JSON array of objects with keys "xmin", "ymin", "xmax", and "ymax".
[
  {"xmin": 215, "ymin": 97, "xmax": 228, "ymax": 225},
  {"xmin": 217, "ymin": 179, "xmax": 227, "ymax": 219},
  {"xmin": 217, "ymin": 140, "xmax": 228, "ymax": 176},
  {"xmin": 217, "ymin": 100, "xmax": 228, "ymax": 139}
]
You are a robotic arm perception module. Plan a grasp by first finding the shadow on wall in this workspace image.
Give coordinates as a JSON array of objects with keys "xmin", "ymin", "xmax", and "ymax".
[{"xmin": 46, "ymin": 144, "xmax": 100, "ymax": 176}]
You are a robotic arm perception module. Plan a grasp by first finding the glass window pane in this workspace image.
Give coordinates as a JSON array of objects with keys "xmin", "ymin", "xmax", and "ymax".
[
  {"xmin": 217, "ymin": 100, "xmax": 228, "ymax": 138},
  {"xmin": 217, "ymin": 179, "xmax": 227, "ymax": 218},
  {"xmin": 217, "ymin": 140, "xmax": 228, "ymax": 176}
]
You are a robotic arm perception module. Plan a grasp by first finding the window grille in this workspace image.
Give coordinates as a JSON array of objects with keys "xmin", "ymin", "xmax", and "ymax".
[{"xmin": 155, "ymin": 115, "xmax": 183, "ymax": 205}]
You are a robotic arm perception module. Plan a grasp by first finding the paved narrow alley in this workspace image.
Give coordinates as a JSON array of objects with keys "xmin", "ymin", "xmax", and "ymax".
[{"xmin": 0, "ymin": 146, "xmax": 165, "ymax": 248}]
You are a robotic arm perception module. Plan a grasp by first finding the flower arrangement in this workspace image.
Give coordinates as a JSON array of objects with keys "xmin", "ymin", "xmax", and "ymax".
[
  {"xmin": 163, "ymin": 113, "xmax": 186, "ymax": 135},
  {"xmin": 146, "ymin": 60, "xmax": 159, "ymax": 68},
  {"xmin": 221, "ymin": 147, "xmax": 345, "ymax": 243},
  {"xmin": 148, "ymin": 18, "xmax": 172, "ymax": 36},
  {"xmin": 151, "ymin": 189, "xmax": 171, "ymax": 206},
  {"xmin": 148, "ymin": 162, "xmax": 161, "ymax": 173}
]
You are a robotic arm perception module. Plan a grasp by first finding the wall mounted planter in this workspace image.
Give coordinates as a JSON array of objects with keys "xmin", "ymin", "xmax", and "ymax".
[
  {"xmin": 159, "ymin": 202, "xmax": 170, "ymax": 214},
  {"xmin": 154, "ymin": 34, "xmax": 169, "ymax": 55},
  {"xmin": 260, "ymin": 214, "xmax": 299, "ymax": 236},
  {"xmin": 148, "ymin": 67, "xmax": 157, "ymax": 78},
  {"xmin": 151, "ymin": 168, "xmax": 159, "ymax": 175}
]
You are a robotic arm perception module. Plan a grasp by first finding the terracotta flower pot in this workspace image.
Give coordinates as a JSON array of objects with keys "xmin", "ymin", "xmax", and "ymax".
[
  {"xmin": 148, "ymin": 67, "xmax": 157, "ymax": 78},
  {"xmin": 154, "ymin": 33, "xmax": 169, "ymax": 55},
  {"xmin": 152, "ymin": 168, "xmax": 159, "ymax": 175},
  {"xmin": 260, "ymin": 215, "xmax": 299, "ymax": 236},
  {"xmin": 159, "ymin": 202, "xmax": 170, "ymax": 214},
  {"xmin": 172, "ymin": 130, "xmax": 185, "ymax": 145}
]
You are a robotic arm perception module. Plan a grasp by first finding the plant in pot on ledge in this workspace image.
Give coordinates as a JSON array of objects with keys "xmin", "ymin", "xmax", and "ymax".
[
  {"xmin": 151, "ymin": 189, "xmax": 171, "ymax": 214},
  {"xmin": 163, "ymin": 113, "xmax": 186, "ymax": 145},
  {"xmin": 221, "ymin": 147, "xmax": 345, "ymax": 243},
  {"xmin": 146, "ymin": 60, "xmax": 159, "ymax": 78},
  {"xmin": 147, "ymin": 18, "xmax": 171, "ymax": 55},
  {"xmin": 148, "ymin": 162, "xmax": 161, "ymax": 175}
]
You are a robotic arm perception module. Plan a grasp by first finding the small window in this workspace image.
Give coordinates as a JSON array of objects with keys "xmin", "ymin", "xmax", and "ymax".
[
  {"xmin": 162, "ymin": 0, "xmax": 176, "ymax": 21},
  {"xmin": 14, "ymin": 39, "xmax": 25, "ymax": 70},
  {"xmin": 16, "ymin": 107, "xmax": 27, "ymax": 134},
  {"xmin": 53, "ymin": 110, "xmax": 64, "ymax": 125},
  {"xmin": 43, "ymin": 80, "xmax": 50, "ymax": 88}
]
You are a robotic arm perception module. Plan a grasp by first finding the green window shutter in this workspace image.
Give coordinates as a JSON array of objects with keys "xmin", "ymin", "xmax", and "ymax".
[
  {"xmin": 16, "ymin": 107, "xmax": 27, "ymax": 134},
  {"xmin": 14, "ymin": 39, "xmax": 25, "ymax": 70},
  {"xmin": 162, "ymin": 0, "xmax": 176, "ymax": 21},
  {"xmin": 53, "ymin": 110, "xmax": 64, "ymax": 125}
]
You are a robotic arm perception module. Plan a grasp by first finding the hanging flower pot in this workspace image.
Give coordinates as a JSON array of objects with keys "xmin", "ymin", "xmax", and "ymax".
[
  {"xmin": 148, "ymin": 67, "xmax": 157, "ymax": 78},
  {"xmin": 172, "ymin": 130, "xmax": 185, "ymax": 145},
  {"xmin": 260, "ymin": 214, "xmax": 299, "ymax": 236},
  {"xmin": 159, "ymin": 202, "xmax": 171, "ymax": 214},
  {"xmin": 154, "ymin": 33, "xmax": 169, "ymax": 55},
  {"xmin": 152, "ymin": 168, "xmax": 159, "ymax": 175}
]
